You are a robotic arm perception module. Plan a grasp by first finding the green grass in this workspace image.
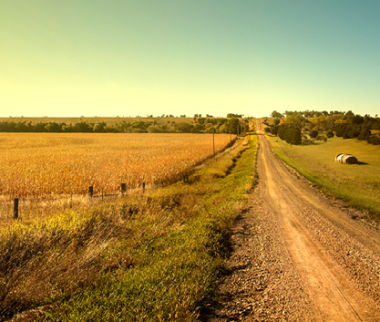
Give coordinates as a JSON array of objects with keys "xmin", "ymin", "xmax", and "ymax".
[
  {"xmin": 267, "ymin": 135, "xmax": 380, "ymax": 219},
  {"xmin": 1, "ymin": 134, "xmax": 258, "ymax": 321}
]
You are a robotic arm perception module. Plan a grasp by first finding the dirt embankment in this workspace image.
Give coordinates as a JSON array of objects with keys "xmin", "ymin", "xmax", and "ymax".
[{"xmin": 207, "ymin": 123, "xmax": 380, "ymax": 321}]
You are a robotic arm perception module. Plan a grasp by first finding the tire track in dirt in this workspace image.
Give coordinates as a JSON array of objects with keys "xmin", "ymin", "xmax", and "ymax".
[{"xmin": 207, "ymin": 123, "xmax": 380, "ymax": 321}]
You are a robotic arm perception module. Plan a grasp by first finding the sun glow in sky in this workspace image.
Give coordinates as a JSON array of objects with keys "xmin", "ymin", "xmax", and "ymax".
[{"xmin": 1, "ymin": 0, "xmax": 380, "ymax": 117}]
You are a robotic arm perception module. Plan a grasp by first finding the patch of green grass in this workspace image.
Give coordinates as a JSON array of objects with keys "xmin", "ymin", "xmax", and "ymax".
[
  {"xmin": 267, "ymin": 135, "xmax": 380, "ymax": 219},
  {"xmin": 1, "ymin": 134, "xmax": 258, "ymax": 321}
]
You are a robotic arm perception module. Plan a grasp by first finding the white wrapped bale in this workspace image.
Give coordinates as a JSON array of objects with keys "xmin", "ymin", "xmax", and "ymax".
[{"xmin": 335, "ymin": 153, "xmax": 358, "ymax": 164}]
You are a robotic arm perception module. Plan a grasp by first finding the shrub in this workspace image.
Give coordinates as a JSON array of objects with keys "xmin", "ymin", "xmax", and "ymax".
[
  {"xmin": 326, "ymin": 130, "xmax": 334, "ymax": 138},
  {"xmin": 285, "ymin": 127, "xmax": 302, "ymax": 145},
  {"xmin": 316, "ymin": 135, "xmax": 326, "ymax": 141},
  {"xmin": 301, "ymin": 138, "xmax": 315, "ymax": 145},
  {"xmin": 271, "ymin": 125, "xmax": 279, "ymax": 136},
  {"xmin": 309, "ymin": 130, "xmax": 319, "ymax": 138},
  {"xmin": 147, "ymin": 125, "xmax": 162, "ymax": 133},
  {"xmin": 358, "ymin": 127, "xmax": 371, "ymax": 140},
  {"xmin": 277, "ymin": 124, "xmax": 287, "ymax": 141},
  {"xmin": 368, "ymin": 135, "xmax": 380, "ymax": 145}
]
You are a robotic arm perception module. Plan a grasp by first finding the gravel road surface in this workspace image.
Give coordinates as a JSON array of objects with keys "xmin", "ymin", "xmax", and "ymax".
[{"xmin": 207, "ymin": 123, "xmax": 380, "ymax": 321}]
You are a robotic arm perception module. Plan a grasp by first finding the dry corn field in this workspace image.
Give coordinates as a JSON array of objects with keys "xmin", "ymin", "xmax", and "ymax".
[{"xmin": 0, "ymin": 133, "xmax": 233, "ymax": 199}]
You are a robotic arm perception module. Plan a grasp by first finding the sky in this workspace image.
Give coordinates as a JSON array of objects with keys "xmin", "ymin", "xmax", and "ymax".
[{"xmin": 1, "ymin": 0, "xmax": 380, "ymax": 118}]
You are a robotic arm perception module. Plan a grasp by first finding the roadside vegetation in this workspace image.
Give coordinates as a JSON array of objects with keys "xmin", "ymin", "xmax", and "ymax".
[
  {"xmin": 266, "ymin": 134, "xmax": 380, "ymax": 220},
  {"xmin": 0, "ymin": 128, "xmax": 257, "ymax": 321}
]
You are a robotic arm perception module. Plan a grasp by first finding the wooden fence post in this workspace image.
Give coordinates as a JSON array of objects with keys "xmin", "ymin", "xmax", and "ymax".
[
  {"xmin": 89, "ymin": 186, "xmax": 93, "ymax": 198},
  {"xmin": 14, "ymin": 198, "xmax": 19, "ymax": 219},
  {"xmin": 70, "ymin": 193, "xmax": 73, "ymax": 208},
  {"xmin": 143, "ymin": 182, "xmax": 145, "ymax": 193},
  {"xmin": 121, "ymin": 183, "xmax": 126, "ymax": 196},
  {"xmin": 213, "ymin": 125, "xmax": 215, "ymax": 161},
  {"xmin": 102, "ymin": 189, "xmax": 104, "ymax": 203}
]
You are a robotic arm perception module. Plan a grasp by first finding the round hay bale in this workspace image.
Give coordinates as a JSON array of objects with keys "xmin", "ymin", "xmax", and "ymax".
[
  {"xmin": 335, "ymin": 154, "xmax": 358, "ymax": 164},
  {"xmin": 335, "ymin": 153, "xmax": 345, "ymax": 163},
  {"xmin": 343, "ymin": 155, "xmax": 358, "ymax": 164}
]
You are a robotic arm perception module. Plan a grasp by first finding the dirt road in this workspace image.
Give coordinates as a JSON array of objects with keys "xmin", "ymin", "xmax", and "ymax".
[{"xmin": 208, "ymin": 123, "xmax": 380, "ymax": 321}]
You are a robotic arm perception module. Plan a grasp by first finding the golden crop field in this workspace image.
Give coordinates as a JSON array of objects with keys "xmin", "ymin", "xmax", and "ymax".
[{"xmin": 0, "ymin": 133, "xmax": 233, "ymax": 198}]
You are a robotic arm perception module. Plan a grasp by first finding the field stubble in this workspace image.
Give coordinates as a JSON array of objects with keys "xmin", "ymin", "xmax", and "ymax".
[
  {"xmin": 0, "ymin": 133, "xmax": 234, "ymax": 222},
  {"xmin": 0, "ymin": 133, "xmax": 234, "ymax": 196}
]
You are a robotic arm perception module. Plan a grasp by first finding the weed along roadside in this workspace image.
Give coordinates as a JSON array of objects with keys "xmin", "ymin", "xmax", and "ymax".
[{"xmin": 0, "ymin": 133, "xmax": 258, "ymax": 321}]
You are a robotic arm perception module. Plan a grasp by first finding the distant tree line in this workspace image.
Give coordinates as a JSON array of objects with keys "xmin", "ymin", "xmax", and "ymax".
[
  {"xmin": 0, "ymin": 121, "xmax": 110, "ymax": 133},
  {"xmin": 0, "ymin": 117, "xmax": 248, "ymax": 134},
  {"xmin": 145, "ymin": 117, "xmax": 246, "ymax": 134},
  {"xmin": 270, "ymin": 110, "xmax": 346, "ymax": 119},
  {"xmin": 227, "ymin": 113, "xmax": 244, "ymax": 118},
  {"xmin": 264, "ymin": 110, "xmax": 380, "ymax": 145}
]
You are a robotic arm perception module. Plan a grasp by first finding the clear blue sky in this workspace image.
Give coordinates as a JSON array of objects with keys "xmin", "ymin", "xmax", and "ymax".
[{"xmin": 1, "ymin": 0, "xmax": 379, "ymax": 117}]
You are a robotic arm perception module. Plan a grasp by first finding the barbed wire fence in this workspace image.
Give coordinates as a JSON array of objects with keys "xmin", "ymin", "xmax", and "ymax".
[{"xmin": 2, "ymin": 134, "xmax": 243, "ymax": 221}]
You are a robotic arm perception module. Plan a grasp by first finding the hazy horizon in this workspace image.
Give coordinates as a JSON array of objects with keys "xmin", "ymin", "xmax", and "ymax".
[{"xmin": 1, "ymin": 1, "xmax": 380, "ymax": 118}]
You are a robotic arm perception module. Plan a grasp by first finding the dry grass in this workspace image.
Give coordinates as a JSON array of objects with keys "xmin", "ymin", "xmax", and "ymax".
[{"xmin": 0, "ymin": 130, "xmax": 258, "ymax": 321}]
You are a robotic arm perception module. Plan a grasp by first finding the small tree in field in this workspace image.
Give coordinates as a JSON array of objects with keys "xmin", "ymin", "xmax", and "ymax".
[{"xmin": 285, "ymin": 127, "xmax": 302, "ymax": 145}]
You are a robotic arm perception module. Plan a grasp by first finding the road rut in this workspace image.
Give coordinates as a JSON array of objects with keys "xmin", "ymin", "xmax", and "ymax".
[{"xmin": 208, "ymin": 126, "xmax": 380, "ymax": 321}]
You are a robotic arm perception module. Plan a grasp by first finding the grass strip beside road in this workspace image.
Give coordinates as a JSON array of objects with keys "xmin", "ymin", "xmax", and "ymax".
[
  {"xmin": 1, "ymin": 135, "xmax": 258, "ymax": 321},
  {"xmin": 266, "ymin": 135, "xmax": 380, "ymax": 220}
]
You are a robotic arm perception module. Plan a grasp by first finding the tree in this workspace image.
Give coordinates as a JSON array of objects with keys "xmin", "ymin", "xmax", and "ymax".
[
  {"xmin": 147, "ymin": 125, "xmax": 162, "ymax": 133},
  {"xmin": 326, "ymin": 130, "xmax": 334, "ymax": 138},
  {"xmin": 285, "ymin": 113, "xmax": 306, "ymax": 129},
  {"xmin": 193, "ymin": 124, "xmax": 204, "ymax": 133},
  {"xmin": 270, "ymin": 119, "xmax": 281, "ymax": 136},
  {"xmin": 175, "ymin": 122, "xmax": 193, "ymax": 133},
  {"xmin": 73, "ymin": 121, "xmax": 92, "ymax": 132},
  {"xmin": 278, "ymin": 124, "xmax": 287, "ymax": 140},
  {"xmin": 285, "ymin": 127, "xmax": 302, "ymax": 145},
  {"xmin": 44, "ymin": 124, "xmax": 53, "ymax": 132},
  {"xmin": 227, "ymin": 113, "xmax": 243, "ymax": 118},
  {"xmin": 271, "ymin": 110, "xmax": 284, "ymax": 119},
  {"xmin": 196, "ymin": 117, "xmax": 206, "ymax": 124},
  {"xmin": 358, "ymin": 127, "xmax": 371, "ymax": 140},
  {"xmin": 93, "ymin": 124, "xmax": 102, "ymax": 132},
  {"xmin": 225, "ymin": 118, "xmax": 240, "ymax": 134}
]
